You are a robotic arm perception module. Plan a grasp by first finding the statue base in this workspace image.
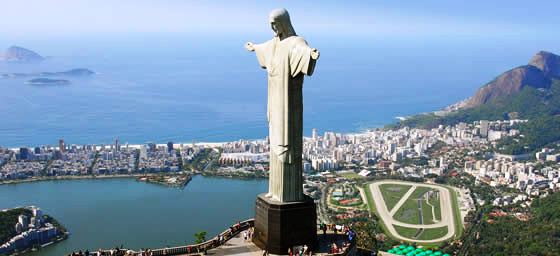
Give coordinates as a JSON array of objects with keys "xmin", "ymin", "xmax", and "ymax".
[{"xmin": 253, "ymin": 193, "xmax": 317, "ymax": 255}]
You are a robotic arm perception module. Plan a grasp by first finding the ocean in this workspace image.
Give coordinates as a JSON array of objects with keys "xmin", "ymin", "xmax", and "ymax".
[{"xmin": 0, "ymin": 34, "xmax": 553, "ymax": 147}]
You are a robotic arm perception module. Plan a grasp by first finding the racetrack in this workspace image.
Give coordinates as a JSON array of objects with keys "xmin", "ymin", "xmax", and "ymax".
[{"xmin": 368, "ymin": 180, "xmax": 457, "ymax": 243}]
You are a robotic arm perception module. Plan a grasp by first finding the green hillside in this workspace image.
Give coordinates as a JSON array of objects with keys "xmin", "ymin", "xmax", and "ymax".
[
  {"xmin": 392, "ymin": 79, "xmax": 560, "ymax": 154},
  {"xmin": 458, "ymin": 192, "xmax": 560, "ymax": 256}
]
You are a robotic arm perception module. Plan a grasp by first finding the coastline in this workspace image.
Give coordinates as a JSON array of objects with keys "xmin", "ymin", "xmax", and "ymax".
[
  {"xmin": 0, "ymin": 174, "xmax": 148, "ymax": 185},
  {"xmin": 0, "ymin": 172, "xmax": 268, "ymax": 186}
]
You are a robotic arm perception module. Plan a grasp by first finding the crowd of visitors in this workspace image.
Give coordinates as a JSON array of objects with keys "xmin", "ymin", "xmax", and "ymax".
[
  {"xmin": 66, "ymin": 247, "xmax": 139, "ymax": 256},
  {"xmin": 67, "ymin": 221, "xmax": 356, "ymax": 256}
]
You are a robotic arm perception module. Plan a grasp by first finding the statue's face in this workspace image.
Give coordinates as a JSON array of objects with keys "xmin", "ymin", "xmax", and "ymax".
[{"xmin": 271, "ymin": 22, "xmax": 280, "ymax": 37}]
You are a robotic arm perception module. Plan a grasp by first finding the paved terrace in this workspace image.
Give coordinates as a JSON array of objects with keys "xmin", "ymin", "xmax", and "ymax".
[{"xmin": 78, "ymin": 219, "xmax": 355, "ymax": 256}]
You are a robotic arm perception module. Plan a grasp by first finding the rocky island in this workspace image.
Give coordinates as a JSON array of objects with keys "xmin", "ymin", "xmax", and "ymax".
[
  {"xmin": 0, "ymin": 206, "xmax": 68, "ymax": 255},
  {"xmin": 2, "ymin": 68, "xmax": 95, "ymax": 79},
  {"xmin": 25, "ymin": 78, "xmax": 71, "ymax": 86},
  {"xmin": 0, "ymin": 46, "xmax": 44, "ymax": 62}
]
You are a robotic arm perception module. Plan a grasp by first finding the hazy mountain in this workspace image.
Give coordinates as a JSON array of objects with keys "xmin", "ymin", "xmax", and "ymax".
[
  {"xmin": 393, "ymin": 51, "xmax": 560, "ymax": 129},
  {"xmin": 461, "ymin": 51, "xmax": 559, "ymax": 108},
  {"xmin": 0, "ymin": 46, "xmax": 44, "ymax": 62}
]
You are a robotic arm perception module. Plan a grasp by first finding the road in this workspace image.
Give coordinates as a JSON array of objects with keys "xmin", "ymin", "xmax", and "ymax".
[{"xmin": 368, "ymin": 180, "xmax": 457, "ymax": 243}]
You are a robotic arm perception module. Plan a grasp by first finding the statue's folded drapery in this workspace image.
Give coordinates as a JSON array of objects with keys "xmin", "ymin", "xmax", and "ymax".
[{"xmin": 253, "ymin": 36, "xmax": 317, "ymax": 202}]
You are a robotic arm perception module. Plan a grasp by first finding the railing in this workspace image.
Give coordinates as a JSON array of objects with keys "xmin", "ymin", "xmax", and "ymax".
[
  {"xmin": 79, "ymin": 219, "xmax": 355, "ymax": 256},
  {"xmin": 91, "ymin": 219, "xmax": 254, "ymax": 256}
]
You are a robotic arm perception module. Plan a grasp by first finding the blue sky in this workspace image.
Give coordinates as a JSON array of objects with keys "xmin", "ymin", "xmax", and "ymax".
[{"xmin": 1, "ymin": 0, "xmax": 558, "ymax": 40}]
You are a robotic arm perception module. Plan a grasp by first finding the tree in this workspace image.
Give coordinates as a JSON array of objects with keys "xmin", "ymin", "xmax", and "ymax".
[{"xmin": 194, "ymin": 231, "xmax": 207, "ymax": 244}]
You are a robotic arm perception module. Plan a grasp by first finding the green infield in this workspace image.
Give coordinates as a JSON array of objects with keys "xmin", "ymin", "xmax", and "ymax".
[
  {"xmin": 379, "ymin": 183, "xmax": 412, "ymax": 211},
  {"xmin": 393, "ymin": 225, "xmax": 448, "ymax": 240},
  {"xmin": 427, "ymin": 191, "xmax": 442, "ymax": 221},
  {"xmin": 417, "ymin": 226, "xmax": 448, "ymax": 240},
  {"xmin": 394, "ymin": 186, "xmax": 440, "ymax": 225},
  {"xmin": 366, "ymin": 181, "xmax": 461, "ymax": 246},
  {"xmin": 393, "ymin": 225, "xmax": 419, "ymax": 238}
]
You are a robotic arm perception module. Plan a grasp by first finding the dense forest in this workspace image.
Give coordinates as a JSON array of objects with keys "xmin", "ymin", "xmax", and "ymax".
[{"xmin": 458, "ymin": 192, "xmax": 560, "ymax": 255}]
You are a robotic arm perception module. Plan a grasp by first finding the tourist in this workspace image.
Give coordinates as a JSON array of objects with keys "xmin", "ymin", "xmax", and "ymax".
[
  {"xmin": 303, "ymin": 244, "xmax": 308, "ymax": 254},
  {"xmin": 331, "ymin": 243, "xmax": 338, "ymax": 254},
  {"xmin": 288, "ymin": 247, "xmax": 292, "ymax": 256},
  {"xmin": 243, "ymin": 231, "xmax": 248, "ymax": 241}
]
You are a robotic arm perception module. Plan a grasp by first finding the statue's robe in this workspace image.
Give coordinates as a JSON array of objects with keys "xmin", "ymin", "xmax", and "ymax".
[{"xmin": 253, "ymin": 36, "xmax": 317, "ymax": 202}]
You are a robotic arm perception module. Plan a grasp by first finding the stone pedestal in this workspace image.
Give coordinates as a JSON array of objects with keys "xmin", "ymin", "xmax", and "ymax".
[{"xmin": 253, "ymin": 193, "xmax": 317, "ymax": 255}]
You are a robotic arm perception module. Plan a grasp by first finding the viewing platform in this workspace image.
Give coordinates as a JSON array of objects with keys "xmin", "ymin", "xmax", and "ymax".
[{"xmin": 77, "ymin": 219, "xmax": 355, "ymax": 256}]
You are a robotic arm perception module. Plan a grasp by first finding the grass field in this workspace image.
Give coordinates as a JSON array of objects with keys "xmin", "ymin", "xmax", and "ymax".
[
  {"xmin": 338, "ymin": 171, "xmax": 363, "ymax": 179},
  {"xmin": 446, "ymin": 186, "xmax": 464, "ymax": 239},
  {"xmin": 379, "ymin": 183, "xmax": 412, "ymax": 211},
  {"xmin": 393, "ymin": 225, "xmax": 419, "ymax": 238},
  {"xmin": 417, "ymin": 226, "xmax": 448, "ymax": 240},
  {"xmin": 394, "ymin": 186, "xmax": 438, "ymax": 225},
  {"xmin": 364, "ymin": 181, "xmax": 463, "ymax": 248},
  {"xmin": 393, "ymin": 225, "xmax": 448, "ymax": 240},
  {"xmin": 421, "ymin": 190, "xmax": 441, "ymax": 224},
  {"xmin": 428, "ymin": 192, "xmax": 442, "ymax": 221}
]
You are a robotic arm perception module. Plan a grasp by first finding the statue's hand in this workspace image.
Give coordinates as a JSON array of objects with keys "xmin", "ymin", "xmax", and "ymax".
[
  {"xmin": 245, "ymin": 42, "xmax": 255, "ymax": 52},
  {"xmin": 310, "ymin": 48, "xmax": 320, "ymax": 60}
]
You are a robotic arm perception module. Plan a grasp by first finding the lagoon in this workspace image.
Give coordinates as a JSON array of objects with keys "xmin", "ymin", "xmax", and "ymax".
[{"xmin": 0, "ymin": 176, "xmax": 267, "ymax": 256}]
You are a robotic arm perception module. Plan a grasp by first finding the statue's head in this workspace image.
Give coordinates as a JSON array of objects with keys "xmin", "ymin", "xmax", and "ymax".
[{"xmin": 268, "ymin": 8, "xmax": 296, "ymax": 39}]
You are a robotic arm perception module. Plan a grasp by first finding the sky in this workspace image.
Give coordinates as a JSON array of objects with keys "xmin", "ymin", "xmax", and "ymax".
[{"xmin": 1, "ymin": 0, "xmax": 559, "ymax": 41}]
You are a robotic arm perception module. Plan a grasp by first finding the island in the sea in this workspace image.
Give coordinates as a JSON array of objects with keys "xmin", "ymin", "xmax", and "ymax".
[
  {"xmin": 25, "ymin": 78, "xmax": 71, "ymax": 86},
  {"xmin": 2, "ymin": 68, "xmax": 95, "ymax": 79},
  {"xmin": 0, "ymin": 206, "xmax": 68, "ymax": 255},
  {"xmin": 0, "ymin": 46, "xmax": 44, "ymax": 62}
]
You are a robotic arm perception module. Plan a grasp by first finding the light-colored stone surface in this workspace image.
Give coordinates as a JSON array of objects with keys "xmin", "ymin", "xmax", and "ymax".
[
  {"xmin": 245, "ymin": 8, "xmax": 319, "ymax": 203},
  {"xmin": 368, "ymin": 180, "xmax": 457, "ymax": 243},
  {"xmin": 205, "ymin": 233, "xmax": 261, "ymax": 256}
]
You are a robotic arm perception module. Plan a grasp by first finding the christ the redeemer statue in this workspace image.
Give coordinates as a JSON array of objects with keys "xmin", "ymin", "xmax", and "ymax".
[{"xmin": 245, "ymin": 8, "xmax": 319, "ymax": 203}]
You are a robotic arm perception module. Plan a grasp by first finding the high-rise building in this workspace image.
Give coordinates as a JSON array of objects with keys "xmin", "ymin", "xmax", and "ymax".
[
  {"xmin": 480, "ymin": 120, "xmax": 489, "ymax": 138},
  {"xmin": 167, "ymin": 141, "xmax": 174, "ymax": 153},
  {"xmin": 148, "ymin": 143, "xmax": 157, "ymax": 152},
  {"xmin": 19, "ymin": 148, "xmax": 30, "ymax": 160},
  {"xmin": 59, "ymin": 139, "xmax": 65, "ymax": 152},
  {"xmin": 115, "ymin": 138, "xmax": 120, "ymax": 151},
  {"xmin": 18, "ymin": 215, "xmax": 30, "ymax": 229},
  {"xmin": 311, "ymin": 128, "xmax": 317, "ymax": 140}
]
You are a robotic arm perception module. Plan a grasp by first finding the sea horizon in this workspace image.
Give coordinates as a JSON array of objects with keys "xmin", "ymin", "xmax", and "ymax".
[{"xmin": 1, "ymin": 35, "xmax": 558, "ymax": 148}]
